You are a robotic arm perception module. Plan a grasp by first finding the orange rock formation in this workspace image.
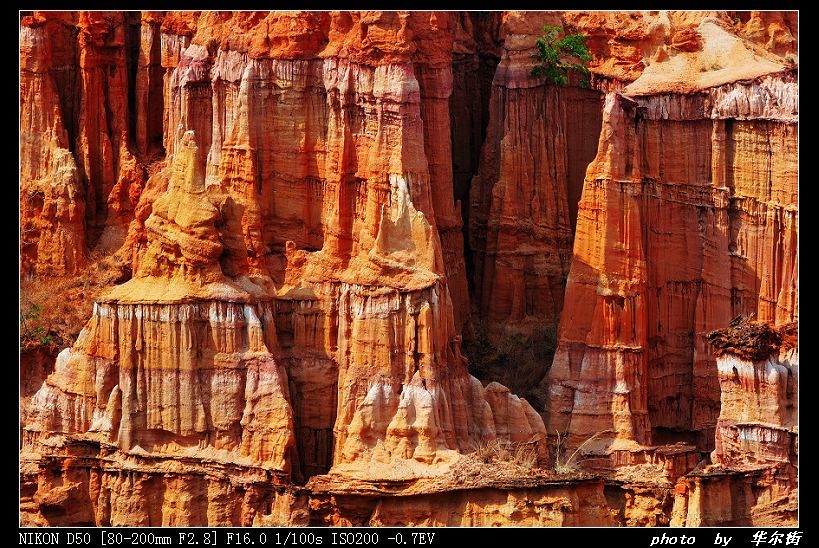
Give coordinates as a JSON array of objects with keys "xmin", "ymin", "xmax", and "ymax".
[
  {"xmin": 20, "ymin": 10, "xmax": 798, "ymax": 527},
  {"xmin": 669, "ymin": 322, "xmax": 797, "ymax": 526},
  {"xmin": 469, "ymin": 12, "xmax": 603, "ymax": 339},
  {"xmin": 546, "ymin": 74, "xmax": 797, "ymax": 457}
]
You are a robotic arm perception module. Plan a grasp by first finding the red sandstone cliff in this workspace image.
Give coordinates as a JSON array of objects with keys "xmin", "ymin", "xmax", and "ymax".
[
  {"xmin": 469, "ymin": 13, "xmax": 602, "ymax": 341},
  {"xmin": 21, "ymin": 12, "xmax": 548, "ymax": 526},
  {"xmin": 20, "ymin": 11, "xmax": 798, "ymax": 527},
  {"xmin": 546, "ymin": 73, "xmax": 797, "ymax": 456}
]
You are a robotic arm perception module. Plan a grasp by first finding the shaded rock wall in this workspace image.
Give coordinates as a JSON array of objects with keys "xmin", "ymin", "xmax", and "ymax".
[{"xmin": 469, "ymin": 12, "xmax": 603, "ymax": 340}]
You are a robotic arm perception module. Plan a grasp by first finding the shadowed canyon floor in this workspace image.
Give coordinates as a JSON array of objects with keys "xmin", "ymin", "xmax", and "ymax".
[{"xmin": 20, "ymin": 10, "xmax": 797, "ymax": 527}]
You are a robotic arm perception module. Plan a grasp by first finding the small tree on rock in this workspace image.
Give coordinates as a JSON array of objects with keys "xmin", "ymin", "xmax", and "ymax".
[{"xmin": 530, "ymin": 25, "xmax": 592, "ymax": 87}]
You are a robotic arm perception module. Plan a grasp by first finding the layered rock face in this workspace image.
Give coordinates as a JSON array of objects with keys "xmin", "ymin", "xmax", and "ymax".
[
  {"xmin": 21, "ymin": 10, "xmax": 797, "ymax": 527},
  {"xmin": 21, "ymin": 11, "xmax": 549, "ymax": 526},
  {"xmin": 25, "ymin": 134, "xmax": 297, "ymax": 475},
  {"xmin": 669, "ymin": 322, "xmax": 798, "ymax": 527},
  {"xmin": 306, "ymin": 475, "xmax": 616, "ymax": 526},
  {"xmin": 20, "ymin": 12, "xmax": 149, "ymax": 277},
  {"xmin": 467, "ymin": 11, "xmax": 797, "ymax": 342},
  {"xmin": 670, "ymin": 466, "xmax": 797, "ymax": 527},
  {"xmin": 20, "ymin": 13, "xmax": 87, "ymax": 276},
  {"xmin": 546, "ymin": 73, "xmax": 798, "ymax": 455},
  {"xmin": 20, "ymin": 448, "xmax": 612, "ymax": 527},
  {"xmin": 20, "ymin": 443, "xmax": 298, "ymax": 527},
  {"xmin": 709, "ymin": 322, "xmax": 797, "ymax": 467}
]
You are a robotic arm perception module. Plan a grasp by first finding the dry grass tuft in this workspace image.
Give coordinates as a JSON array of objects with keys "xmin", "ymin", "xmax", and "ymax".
[
  {"xmin": 471, "ymin": 438, "xmax": 539, "ymax": 469},
  {"xmin": 553, "ymin": 430, "xmax": 603, "ymax": 474}
]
